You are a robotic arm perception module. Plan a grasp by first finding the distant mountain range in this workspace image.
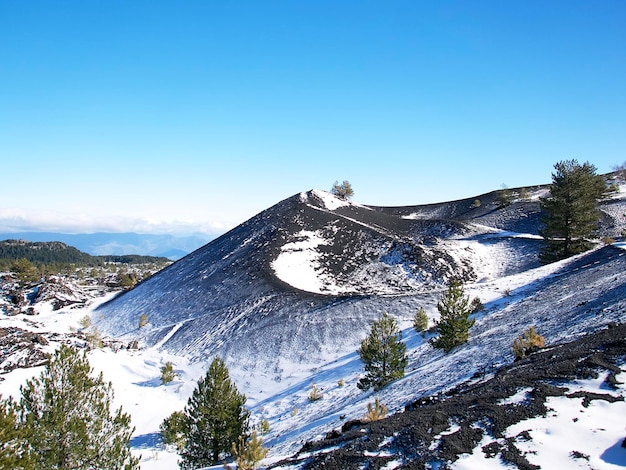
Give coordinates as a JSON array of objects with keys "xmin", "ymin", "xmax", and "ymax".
[{"xmin": 0, "ymin": 232, "xmax": 211, "ymax": 260}]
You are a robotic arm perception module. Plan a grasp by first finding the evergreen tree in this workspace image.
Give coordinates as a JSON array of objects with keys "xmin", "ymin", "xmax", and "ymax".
[
  {"xmin": 227, "ymin": 431, "xmax": 268, "ymax": 470},
  {"xmin": 160, "ymin": 410, "xmax": 188, "ymax": 450},
  {"xmin": 330, "ymin": 180, "xmax": 355, "ymax": 200},
  {"xmin": 539, "ymin": 159, "xmax": 606, "ymax": 262},
  {"xmin": 357, "ymin": 313, "xmax": 407, "ymax": 391},
  {"xmin": 430, "ymin": 280, "xmax": 476, "ymax": 352},
  {"xmin": 0, "ymin": 397, "xmax": 33, "ymax": 470},
  {"xmin": 10, "ymin": 258, "xmax": 39, "ymax": 285},
  {"xmin": 413, "ymin": 307, "xmax": 429, "ymax": 334},
  {"xmin": 160, "ymin": 361, "xmax": 176, "ymax": 384},
  {"xmin": 18, "ymin": 344, "xmax": 139, "ymax": 469},
  {"xmin": 179, "ymin": 356, "xmax": 250, "ymax": 469}
]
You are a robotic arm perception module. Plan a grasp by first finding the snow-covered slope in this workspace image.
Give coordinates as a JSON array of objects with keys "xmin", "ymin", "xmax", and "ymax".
[
  {"xmin": 2, "ymin": 182, "xmax": 625, "ymax": 468},
  {"xmin": 94, "ymin": 186, "xmax": 626, "ymax": 382}
]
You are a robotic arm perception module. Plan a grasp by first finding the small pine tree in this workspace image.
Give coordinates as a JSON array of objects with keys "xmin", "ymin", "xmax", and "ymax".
[
  {"xmin": 512, "ymin": 326, "xmax": 545, "ymax": 360},
  {"xmin": 226, "ymin": 431, "xmax": 268, "ymax": 470},
  {"xmin": 160, "ymin": 410, "xmax": 188, "ymax": 450},
  {"xmin": 18, "ymin": 344, "xmax": 139, "ymax": 469},
  {"xmin": 430, "ymin": 280, "xmax": 476, "ymax": 353},
  {"xmin": 160, "ymin": 361, "xmax": 176, "ymax": 384},
  {"xmin": 258, "ymin": 418, "xmax": 270, "ymax": 435},
  {"xmin": 179, "ymin": 357, "xmax": 250, "ymax": 469},
  {"xmin": 364, "ymin": 397, "xmax": 388, "ymax": 422},
  {"xmin": 413, "ymin": 307, "xmax": 429, "ymax": 334},
  {"xmin": 331, "ymin": 180, "xmax": 355, "ymax": 200},
  {"xmin": 470, "ymin": 297, "xmax": 484, "ymax": 313},
  {"xmin": 10, "ymin": 258, "xmax": 39, "ymax": 285},
  {"xmin": 357, "ymin": 313, "xmax": 408, "ymax": 391}
]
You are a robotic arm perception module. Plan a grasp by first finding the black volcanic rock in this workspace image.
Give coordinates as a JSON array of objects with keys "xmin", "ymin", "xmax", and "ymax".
[{"xmin": 271, "ymin": 323, "xmax": 626, "ymax": 469}]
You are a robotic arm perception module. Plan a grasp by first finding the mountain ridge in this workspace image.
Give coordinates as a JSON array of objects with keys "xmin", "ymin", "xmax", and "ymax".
[{"xmin": 94, "ymin": 183, "xmax": 626, "ymax": 384}]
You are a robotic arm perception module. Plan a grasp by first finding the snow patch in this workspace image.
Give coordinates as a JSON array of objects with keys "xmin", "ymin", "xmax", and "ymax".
[{"xmin": 271, "ymin": 230, "xmax": 345, "ymax": 295}]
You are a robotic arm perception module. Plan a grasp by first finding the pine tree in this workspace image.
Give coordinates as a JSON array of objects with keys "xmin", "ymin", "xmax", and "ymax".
[
  {"xmin": 539, "ymin": 159, "xmax": 607, "ymax": 263},
  {"xmin": 430, "ymin": 280, "xmax": 476, "ymax": 352},
  {"xmin": 331, "ymin": 180, "xmax": 355, "ymax": 200},
  {"xmin": 357, "ymin": 313, "xmax": 408, "ymax": 391},
  {"xmin": 227, "ymin": 431, "xmax": 268, "ymax": 470},
  {"xmin": 0, "ymin": 397, "xmax": 33, "ymax": 470},
  {"xmin": 179, "ymin": 356, "xmax": 250, "ymax": 469},
  {"xmin": 160, "ymin": 361, "xmax": 176, "ymax": 384},
  {"xmin": 18, "ymin": 344, "xmax": 139, "ymax": 469},
  {"xmin": 160, "ymin": 410, "xmax": 188, "ymax": 450},
  {"xmin": 10, "ymin": 258, "xmax": 39, "ymax": 285},
  {"xmin": 413, "ymin": 307, "xmax": 429, "ymax": 334}
]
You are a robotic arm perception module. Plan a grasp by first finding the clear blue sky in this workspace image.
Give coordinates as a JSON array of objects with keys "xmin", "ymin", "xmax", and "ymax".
[{"xmin": 1, "ymin": 1, "xmax": 625, "ymax": 236}]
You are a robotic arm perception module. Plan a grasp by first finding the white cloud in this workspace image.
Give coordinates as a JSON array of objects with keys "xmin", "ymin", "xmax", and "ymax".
[{"xmin": 0, "ymin": 207, "xmax": 231, "ymax": 236}]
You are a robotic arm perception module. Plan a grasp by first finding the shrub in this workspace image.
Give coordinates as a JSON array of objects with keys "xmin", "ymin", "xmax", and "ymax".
[
  {"xmin": 519, "ymin": 187, "xmax": 530, "ymax": 201},
  {"xmin": 138, "ymin": 313, "xmax": 148, "ymax": 328},
  {"xmin": 337, "ymin": 378, "xmax": 345, "ymax": 387},
  {"xmin": 226, "ymin": 431, "xmax": 268, "ymax": 470},
  {"xmin": 308, "ymin": 384, "xmax": 322, "ymax": 402},
  {"xmin": 512, "ymin": 326, "xmax": 545, "ymax": 360},
  {"xmin": 79, "ymin": 315, "xmax": 92, "ymax": 329},
  {"xmin": 470, "ymin": 297, "xmax": 484, "ymax": 313},
  {"xmin": 85, "ymin": 327, "xmax": 103, "ymax": 349},
  {"xmin": 413, "ymin": 307, "xmax": 429, "ymax": 334},
  {"xmin": 496, "ymin": 188, "xmax": 512, "ymax": 208},
  {"xmin": 364, "ymin": 397, "xmax": 388, "ymax": 422},
  {"xmin": 160, "ymin": 361, "xmax": 176, "ymax": 384},
  {"xmin": 258, "ymin": 418, "xmax": 270, "ymax": 435}
]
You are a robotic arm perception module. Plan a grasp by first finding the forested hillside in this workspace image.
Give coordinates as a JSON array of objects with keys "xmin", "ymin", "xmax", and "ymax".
[{"xmin": 0, "ymin": 239, "xmax": 170, "ymax": 270}]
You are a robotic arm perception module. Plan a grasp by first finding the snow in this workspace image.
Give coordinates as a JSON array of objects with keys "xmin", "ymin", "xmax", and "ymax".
[
  {"xmin": 2, "ymin": 186, "xmax": 625, "ymax": 469},
  {"xmin": 308, "ymin": 189, "xmax": 351, "ymax": 210},
  {"xmin": 270, "ymin": 230, "xmax": 340, "ymax": 294},
  {"xmin": 6, "ymin": 248, "xmax": 621, "ymax": 469},
  {"xmin": 455, "ymin": 371, "xmax": 626, "ymax": 470}
]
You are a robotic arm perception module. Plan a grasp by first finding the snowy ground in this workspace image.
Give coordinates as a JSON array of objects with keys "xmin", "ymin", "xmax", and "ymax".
[
  {"xmin": 1, "ymin": 183, "xmax": 625, "ymax": 468},
  {"xmin": 453, "ymin": 371, "xmax": 626, "ymax": 470},
  {"xmin": 2, "ymin": 241, "xmax": 625, "ymax": 469}
]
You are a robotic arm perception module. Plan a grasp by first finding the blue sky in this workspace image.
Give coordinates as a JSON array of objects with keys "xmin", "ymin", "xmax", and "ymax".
[{"xmin": 1, "ymin": 1, "xmax": 625, "ymax": 236}]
